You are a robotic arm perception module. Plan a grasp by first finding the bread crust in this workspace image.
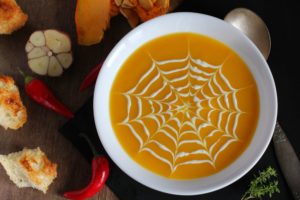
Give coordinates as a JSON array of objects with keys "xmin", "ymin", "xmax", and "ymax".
[
  {"xmin": 0, "ymin": 75, "xmax": 27, "ymax": 130},
  {"xmin": 0, "ymin": 148, "xmax": 57, "ymax": 193},
  {"xmin": 0, "ymin": 0, "xmax": 28, "ymax": 34}
]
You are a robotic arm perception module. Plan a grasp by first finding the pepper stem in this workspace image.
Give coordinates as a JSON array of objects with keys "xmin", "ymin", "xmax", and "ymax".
[
  {"xmin": 17, "ymin": 67, "xmax": 33, "ymax": 84},
  {"xmin": 79, "ymin": 133, "xmax": 99, "ymax": 156}
]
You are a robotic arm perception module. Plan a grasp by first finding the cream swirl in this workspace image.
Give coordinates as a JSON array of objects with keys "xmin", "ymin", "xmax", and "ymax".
[{"xmin": 119, "ymin": 49, "xmax": 246, "ymax": 174}]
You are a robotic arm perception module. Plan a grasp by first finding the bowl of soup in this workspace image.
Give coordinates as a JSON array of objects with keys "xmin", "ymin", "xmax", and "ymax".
[{"xmin": 93, "ymin": 12, "xmax": 277, "ymax": 195}]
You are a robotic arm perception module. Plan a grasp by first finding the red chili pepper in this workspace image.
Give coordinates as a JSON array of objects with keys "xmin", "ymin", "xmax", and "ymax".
[
  {"xmin": 22, "ymin": 75, "xmax": 74, "ymax": 118},
  {"xmin": 79, "ymin": 62, "xmax": 103, "ymax": 92},
  {"xmin": 63, "ymin": 134, "xmax": 110, "ymax": 200}
]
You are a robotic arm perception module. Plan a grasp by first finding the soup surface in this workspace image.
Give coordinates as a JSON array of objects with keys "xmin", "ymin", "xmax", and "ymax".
[{"xmin": 110, "ymin": 33, "xmax": 259, "ymax": 179}]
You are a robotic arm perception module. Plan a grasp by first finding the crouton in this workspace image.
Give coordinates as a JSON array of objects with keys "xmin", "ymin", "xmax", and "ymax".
[
  {"xmin": 0, "ymin": 148, "xmax": 57, "ymax": 193},
  {"xmin": 0, "ymin": 0, "xmax": 28, "ymax": 34},
  {"xmin": 0, "ymin": 75, "xmax": 27, "ymax": 130}
]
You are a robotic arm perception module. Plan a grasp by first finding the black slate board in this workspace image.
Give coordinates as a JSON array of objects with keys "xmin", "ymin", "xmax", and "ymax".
[{"xmin": 59, "ymin": 98, "xmax": 292, "ymax": 200}]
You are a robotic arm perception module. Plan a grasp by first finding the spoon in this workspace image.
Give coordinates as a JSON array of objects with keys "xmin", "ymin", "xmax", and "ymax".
[{"xmin": 225, "ymin": 8, "xmax": 300, "ymax": 200}]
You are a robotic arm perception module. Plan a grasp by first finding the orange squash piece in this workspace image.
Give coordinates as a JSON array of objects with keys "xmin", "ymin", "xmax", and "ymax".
[
  {"xmin": 110, "ymin": 0, "xmax": 120, "ymax": 17},
  {"xmin": 135, "ymin": 0, "xmax": 169, "ymax": 22},
  {"xmin": 75, "ymin": 0, "xmax": 111, "ymax": 46},
  {"xmin": 120, "ymin": 8, "xmax": 140, "ymax": 27},
  {"xmin": 135, "ymin": 4, "xmax": 167, "ymax": 21}
]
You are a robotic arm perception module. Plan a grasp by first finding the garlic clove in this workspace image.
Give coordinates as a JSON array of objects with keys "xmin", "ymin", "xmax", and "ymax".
[
  {"xmin": 48, "ymin": 56, "xmax": 63, "ymax": 77},
  {"xmin": 25, "ymin": 42, "xmax": 34, "ymax": 52},
  {"xmin": 44, "ymin": 30, "xmax": 71, "ymax": 54},
  {"xmin": 29, "ymin": 31, "xmax": 46, "ymax": 47},
  {"xmin": 28, "ymin": 56, "xmax": 49, "ymax": 75},
  {"xmin": 56, "ymin": 53, "xmax": 73, "ymax": 69},
  {"xmin": 27, "ymin": 47, "xmax": 47, "ymax": 59}
]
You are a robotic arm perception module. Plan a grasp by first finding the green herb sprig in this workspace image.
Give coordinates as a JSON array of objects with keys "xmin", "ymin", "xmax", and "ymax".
[{"xmin": 241, "ymin": 166, "xmax": 280, "ymax": 200}]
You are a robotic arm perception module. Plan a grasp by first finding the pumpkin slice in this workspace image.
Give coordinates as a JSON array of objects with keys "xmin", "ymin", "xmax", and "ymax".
[
  {"xmin": 116, "ymin": 0, "xmax": 169, "ymax": 25},
  {"xmin": 120, "ymin": 8, "xmax": 140, "ymax": 27},
  {"xmin": 75, "ymin": 0, "xmax": 111, "ymax": 46},
  {"xmin": 138, "ymin": 0, "xmax": 154, "ymax": 10},
  {"xmin": 115, "ymin": 0, "xmax": 123, "ymax": 6},
  {"xmin": 156, "ymin": 0, "xmax": 169, "ymax": 8},
  {"xmin": 115, "ymin": 0, "xmax": 172, "ymax": 28},
  {"xmin": 110, "ymin": 0, "xmax": 120, "ymax": 17},
  {"xmin": 135, "ymin": 0, "xmax": 169, "ymax": 21},
  {"xmin": 121, "ymin": 0, "xmax": 137, "ymax": 8}
]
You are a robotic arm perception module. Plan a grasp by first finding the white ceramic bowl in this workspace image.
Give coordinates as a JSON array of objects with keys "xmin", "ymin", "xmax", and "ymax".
[{"xmin": 93, "ymin": 12, "xmax": 277, "ymax": 195}]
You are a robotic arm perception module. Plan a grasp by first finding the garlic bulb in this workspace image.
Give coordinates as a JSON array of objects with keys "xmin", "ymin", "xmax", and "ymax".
[{"xmin": 25, "ymin": 30, "xmax": 73, "ymax": 77}]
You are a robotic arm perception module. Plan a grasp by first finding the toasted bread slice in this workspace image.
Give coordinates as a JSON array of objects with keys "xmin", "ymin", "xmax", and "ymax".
[
  {"xmin": 0, "ymin": 148, "xmax": 57, "ymax": 193},
  {"xmin": 0, "ymin": 75, "xmax": 27, "ymax": 130},
  {"xmin": 0, "ymin": 0, "xmax": 28, "ymax": 34}
]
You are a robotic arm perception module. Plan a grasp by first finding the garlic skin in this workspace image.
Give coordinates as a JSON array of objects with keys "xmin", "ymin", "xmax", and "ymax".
[{"xmin": 25, "ymin": 30, "xmax": 73, "ymax": 77}]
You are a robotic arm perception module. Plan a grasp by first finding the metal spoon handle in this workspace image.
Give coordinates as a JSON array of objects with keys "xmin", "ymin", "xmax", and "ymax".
[{"xmin": 273, "ymin": 122, "xmax": 300, "ymax": 200}]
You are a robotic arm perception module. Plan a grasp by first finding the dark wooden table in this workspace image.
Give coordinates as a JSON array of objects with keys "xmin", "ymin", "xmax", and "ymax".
[{"xmin": 0, "ymin": 0, "xmax": 128, "ymax": 199}]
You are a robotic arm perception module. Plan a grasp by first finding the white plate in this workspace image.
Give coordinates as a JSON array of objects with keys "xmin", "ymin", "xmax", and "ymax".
[{"xmin": 93, "ymin": 12, "xmax": 277, "ymax": 195}]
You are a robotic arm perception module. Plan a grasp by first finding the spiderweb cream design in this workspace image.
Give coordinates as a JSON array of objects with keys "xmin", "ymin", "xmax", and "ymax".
[{"xmin": 118, "ymin": 46, "xmax": 248, "ymax": 174}]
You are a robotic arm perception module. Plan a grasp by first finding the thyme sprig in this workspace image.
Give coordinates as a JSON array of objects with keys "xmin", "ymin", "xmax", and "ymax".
[{"xmin": 241, "ymin": 166, "xmax": 280, "ymax": 200}]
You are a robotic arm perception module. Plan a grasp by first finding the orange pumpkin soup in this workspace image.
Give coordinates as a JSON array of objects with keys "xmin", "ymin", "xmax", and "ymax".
[{"xmin": 110, "ymin": 33, "xmax": 259, "ymax": 179}]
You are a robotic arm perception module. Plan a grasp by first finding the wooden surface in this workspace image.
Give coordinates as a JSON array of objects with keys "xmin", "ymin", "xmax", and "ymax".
[
  {"xmin": 0, "ymin": 0, "xmax": 132, "ymax": 199},
  {"xmin": 0, "ymin": 0, "xmax": 184, "ymax": 199}
]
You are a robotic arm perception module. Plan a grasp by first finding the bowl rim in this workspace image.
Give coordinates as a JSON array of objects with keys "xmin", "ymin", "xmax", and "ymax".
[{"xmin": 93, "ymin": 12, "xmax": 278, "ymax": 195}]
